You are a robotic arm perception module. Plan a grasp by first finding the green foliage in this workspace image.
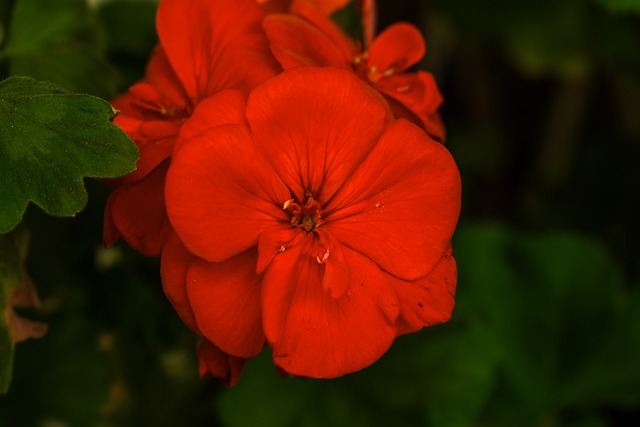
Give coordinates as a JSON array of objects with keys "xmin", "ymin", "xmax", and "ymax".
[
  {"xmin": 0, "ymin": 76, "xmax": 138, "ymax": 235},
  {"xmin": 1, "ymin": 0, "xmax": 120, "ymax": 97}
]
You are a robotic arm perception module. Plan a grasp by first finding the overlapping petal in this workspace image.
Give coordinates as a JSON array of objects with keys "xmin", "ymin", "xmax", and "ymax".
[
  {"xmin": 325, "ymin": 119, "xmax": 461, "ymax": 280},
  {"xmin": 157, "ymin": 0, "xmax": 279, "ymax": 101},
  {"xmin": 165, "ymin": 124, "xmax": 291, "ymax": 262},
  {"xmin": 263, "ymin": 14, "xmax": 351, "ymax": 69},
  {"xmin": 142, "ymin": 46, "xmax": 190, "ymax": 111},
  {"xmin": 261, "ymin": 237, "xmax": 399, "ymax": 378},
  {"xmin": 104, "ymin": 162, "xmax": 173, "ymax": 257},
  {"xmin": 175, "ymin": 89, "xmax": 248, "ymax": 153},
  {"xmin": 246, "ymin": 67, "xmax": 388, "ymax": 203},
  {"xmin": 261, "ymin": 2, "xmax": 444, "ymax": 140},
  {"xmin": 377, "ymin": 71, "xmax": 445, "ymax": 141},
  {"xmin": 367, "ymin": 23, "xmax": 425, "ymax": 74},
  {"xmin": 187, "ymin": 250, "xmax": 265, "ymax": 358},
  {"xmin": 160, "ymin": 232, "xmax": 200, "ymax": 333}
]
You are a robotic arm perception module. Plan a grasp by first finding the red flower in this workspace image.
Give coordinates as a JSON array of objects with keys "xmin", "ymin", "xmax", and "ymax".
[
  {"xmin": 163, "ymin": 67, "xmax": 460, "ymax": 379},
  {"xmin": 262, "ymin": 1, "xmax": 445, "ymax": 142},
  {"xmin": 104, "ymin": 0, "xmax": 280, "ymax": 256}
]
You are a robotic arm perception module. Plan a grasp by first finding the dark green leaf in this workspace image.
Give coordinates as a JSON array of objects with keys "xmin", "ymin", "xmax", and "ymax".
[
  {"xmin": 0, "ymin": 76, "xmax": 138, "ymax": 234},
  {"xmin": 452, "ymin": 224, "xmax": 637, "ymax": 422}
]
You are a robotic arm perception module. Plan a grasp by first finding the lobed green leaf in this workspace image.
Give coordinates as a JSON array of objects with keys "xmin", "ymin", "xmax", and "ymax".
[{"xmin": 0, "ymin": 76, "xmax": 138, "ymax": 234}]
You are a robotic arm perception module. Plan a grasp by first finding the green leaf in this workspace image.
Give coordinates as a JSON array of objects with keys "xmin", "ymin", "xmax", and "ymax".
[
  {"xmin": 0, "ymin": 76, "xmax": 138, "ymax": 235},
  {"xmin": 2, "ymin": 0, "xmax": 120, "ymax": 97},
  {"xmin": 452, "ymin": 223, "xmax": 638, "ymax": 423}
]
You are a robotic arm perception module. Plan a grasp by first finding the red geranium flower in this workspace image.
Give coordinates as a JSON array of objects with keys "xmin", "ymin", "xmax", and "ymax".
[
  {"xmin": 262, "ymin": 1, "xmax": 445, "ymax": 142},
  {"xmin": 163, "ymin": 67, "xmax": 460, "ymax": 379},
  {"xmin": 104, "ymin": 0, "xmax": 280, "ymax": 257}
]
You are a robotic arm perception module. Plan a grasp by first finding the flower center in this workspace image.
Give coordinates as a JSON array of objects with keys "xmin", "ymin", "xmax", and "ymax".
[
  {"xmin": 129, "ymin": 84, "xmax": 191, "ymax": 121},
  {"xmin": 283, "ymin": 192, "xmax": 324, "ymax": 232},
  {"xmin": 353, "ymin": 52, "xmax": 395, "ymax": 85}
]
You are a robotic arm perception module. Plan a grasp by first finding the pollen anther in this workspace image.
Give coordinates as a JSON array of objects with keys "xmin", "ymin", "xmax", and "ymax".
[
  {"xmin": 283, "ymin": 199, "xmax": 294, "ymax": 210},
  {"xmin": 316, "ymin": 248, "xmax": 330, "ymax": 264}
]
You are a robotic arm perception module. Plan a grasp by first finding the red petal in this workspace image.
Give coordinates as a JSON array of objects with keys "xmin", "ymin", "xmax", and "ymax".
[
  {"xmin": 157, "ymin": 0, "xmax": 278, "ymax": 101},
  {"xmin": 393, "ymin": 244, "xmax": 457, "ymax": 335},
  {"xmin": 109, "ymin": 131, "xmax": 175, "ymax": 187},
  {"xmin": 378, "ymin": 71, "xmax": 445, "ymax": 142},
  {"xmin": 104, "ymin": 161, "xmax": 173, "ymax": 257},
  {"xmin": 175, "ymin": 89, "xmax": 248, "ymax": 153},
  {"xmin": 144, "ymin": 46, "xmax": 189, "ymax": 110},
  {"xmin": 246, "ymin": 67, "xmax": 387, "ymax": 203},
  {"xmin": 368, "ymin": 22, "xmax": 425, "ymax": 73},
  {"xmin": 316, "ymin": 229, "xmax": 350, "ymax": 299},
  {"xmin": 198, "ymin": 339, "xmax": 246, "ymax": 387},
  {"xmin": 325, "ymin": 119, "xmax": 461, "ymax": 280},
  {"xmin": 261, "ymin": 236, "xmax": 399, "ymax": 378},
  {"xmin": 258, "ymin": 0, "xmax": 292, "ymax": 14},
  {"xmin": 291, "ymin": 1, "xmax": 357, "ymax": 56},
  {"xmin": 165, "ymin": 125, "xmax": 291, "ymax": 262},
  {"xmin": 256, "ymin": 226, "xmax": 302, "ymax": 274},
  {"xmin": 112, "ymin": 108, "xmax": 143, "ymax": 149},
  {"xmin": 160, "ymin": 232, "xmax": 200, "ymax": 333},
  {"xmin": 263, "ymin": 14, "xmax": 352, "ymax": 69},
  {"xmin": 187, "ymin": 250, "xmax": 265, "ymax": 358}
]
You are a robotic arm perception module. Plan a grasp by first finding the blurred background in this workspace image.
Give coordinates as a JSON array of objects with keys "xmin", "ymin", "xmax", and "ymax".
[{"xmin": 1, "ymin": 0, "xmax": 639, "ymax": 425}]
